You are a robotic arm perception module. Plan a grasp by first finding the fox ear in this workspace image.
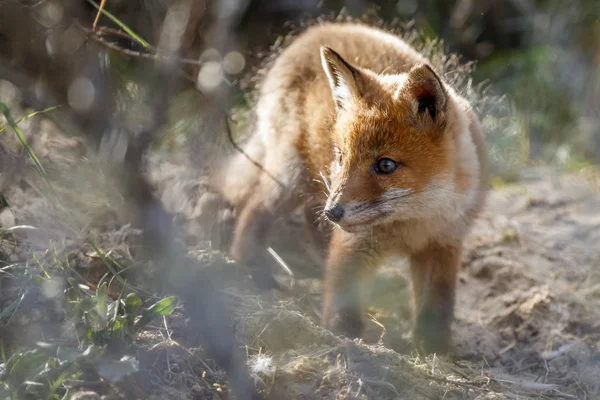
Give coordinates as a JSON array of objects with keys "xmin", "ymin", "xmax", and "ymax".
[
  {"xmin": 321, "ymin": 46, "xmax": 362, "ymax": 112},
  {"xmin": 401, "ymin": 64, "xmax": 447, "ymax": 127}
]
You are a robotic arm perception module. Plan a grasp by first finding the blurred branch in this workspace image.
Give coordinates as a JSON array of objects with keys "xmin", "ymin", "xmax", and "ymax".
[
  {"xmin": 81, "ymin": 24, "xmax": 204, "ymax": 66},
  {"xmin": 86, "ymin": 0, "xmax": 150, "ymax": 48}
]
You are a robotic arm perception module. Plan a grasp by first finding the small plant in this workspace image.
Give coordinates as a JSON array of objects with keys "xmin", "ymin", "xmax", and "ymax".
[
  {"xmin": 71, "ymin": 283, "xmax": 178, "ymax": 353},
  {"xmin": 0, "ymin": 342, "xmax": 140, "ymax": 399},
  {"xmin": 0, "ymin": 225, "xmax": 178, "ymax": 399},
  {"xmin": 0, "ymin": 274, "xmax": 178, "ymax": 400}
]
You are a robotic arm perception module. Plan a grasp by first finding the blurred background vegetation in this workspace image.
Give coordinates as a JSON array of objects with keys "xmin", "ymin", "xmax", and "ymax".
[
  {"xmin": 3, "ymin": 0, "xmax": 599, "ymax": 175},
  {"xmin": 237, "ymin": 0, "xmax": 600, "ymax": 168},
  {"xmin": 78, "ymin": 0, "xmax": 600, "ymax": 176}
]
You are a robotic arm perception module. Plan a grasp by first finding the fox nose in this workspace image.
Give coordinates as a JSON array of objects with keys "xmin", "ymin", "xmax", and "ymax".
[{"xmin": 325, "ymin": 205, "xmax": 344, "ymax": 223}]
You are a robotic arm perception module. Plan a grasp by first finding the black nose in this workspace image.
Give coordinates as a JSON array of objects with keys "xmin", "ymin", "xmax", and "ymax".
[{"xmin": 325, "ymin": 205, "xmax": 344, "ymax": 223}]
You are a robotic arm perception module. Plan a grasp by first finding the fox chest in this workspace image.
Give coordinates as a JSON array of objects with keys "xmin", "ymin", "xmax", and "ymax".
[{"xmin": 359, "ymin": 219, "xmax": 454, "ymax": 256}]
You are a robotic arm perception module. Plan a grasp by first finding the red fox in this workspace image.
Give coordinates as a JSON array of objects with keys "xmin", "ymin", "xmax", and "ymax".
[{"xmin": 216, "ymin": 22, "xmax": 489, "ymax": 354}]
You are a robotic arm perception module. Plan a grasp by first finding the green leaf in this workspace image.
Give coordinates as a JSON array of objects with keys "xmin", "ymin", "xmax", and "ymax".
[
  {"xmin": 124, "ymin": 293, "xmax": 142, "ymax": 315},
  {"xmin": 124, "ymin": 293, "xmax": 142, "ymax": 331},
  {"xmin": 134, "ymin": 296, "xmax": 178, "ymax": 332},
  {"xmin": 49, "ymin": 369, "xmax": 71, "ymax": 397},
  {"xmin": 107, "ymin": 299, "xmax": 120, "ymax": 322},
  {"xmin": 112, "ymin": 316, "xmax": 124, "ymax": 332},
  {"xmin": 3, "ymin": 349, "xmax": 48, "ymax": 389}
]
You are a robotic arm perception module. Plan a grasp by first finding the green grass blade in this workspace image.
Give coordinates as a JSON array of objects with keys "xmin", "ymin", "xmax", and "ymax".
[
  {"xmin": 87, "ymin": 241, "xmax": 145, "ymax": 295},
  {"xmin": 31, "ymin": 253, "xmax": 51, "ymax": 279},
  {"xmin": 0, "ymin": 105, "xmax": 62, "ymax": 134},
  {"xmin": 86, "ymin": 0, "xmax": 150, "ymax": 49},
  {"xmin": 88, "ymin": 241, "xmax": 127, "ymax": 287},
  {"xmin": 0, "ymin": 102, "xmax": 48, "ymax": 177},
  {"xmin": 0, "ymin": 291, "xmax": 26, "ymax": 323},
  {"xmin": 0, "ymin": 103, "xmax": 78, "ymax": 231}
]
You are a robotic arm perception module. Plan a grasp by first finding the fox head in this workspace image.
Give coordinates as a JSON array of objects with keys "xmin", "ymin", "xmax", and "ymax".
[{"xmin": 320, "ymin": 46, "xmax": 471, "ymax": 232}]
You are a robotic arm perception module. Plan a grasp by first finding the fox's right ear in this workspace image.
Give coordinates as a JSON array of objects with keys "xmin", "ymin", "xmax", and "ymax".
[{"xmin": 321, "ymin": 46, "xmax": 362, "ymax": 112}]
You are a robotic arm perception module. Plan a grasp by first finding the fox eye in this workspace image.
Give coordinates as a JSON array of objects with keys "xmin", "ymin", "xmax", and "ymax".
[{"xmin": 374, "ymin": 158, "xmax": 398, "ymax": 174}]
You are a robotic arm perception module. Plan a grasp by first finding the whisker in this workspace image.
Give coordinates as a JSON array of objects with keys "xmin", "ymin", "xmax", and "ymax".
[
  {"xmin": 319, "ymin": 171, "xmax": 331, "ymax": 193},
  {"xmin": 422, "ymin": 184, "xmax": 471, "ymax": 197},
  {"xmin": 312, "ymin": 178, "xmax": 329, "ymax": 192}
]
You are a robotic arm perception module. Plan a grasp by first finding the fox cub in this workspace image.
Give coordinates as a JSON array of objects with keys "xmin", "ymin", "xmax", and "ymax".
[{"xmin": 216, "ymin": 22, "xmax": 488, "ymax": 354}]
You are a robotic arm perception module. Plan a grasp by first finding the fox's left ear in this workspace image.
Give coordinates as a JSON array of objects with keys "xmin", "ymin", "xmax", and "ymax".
[{"xmin": 400, "ymin": 64, "xmax": 447, "ymax": 127}]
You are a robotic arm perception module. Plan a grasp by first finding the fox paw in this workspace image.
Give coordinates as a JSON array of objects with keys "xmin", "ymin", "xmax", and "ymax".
[
  {"xmin": 325, "ymin": 311, "xmax": 364, "ymax": 339},
  {"xmin": 413, "ymin": 316, "xmax": 451, "ymax": 355},
  {"xmin": 248, "ymin": 268, "xmax": 281, "ymax": 291}
]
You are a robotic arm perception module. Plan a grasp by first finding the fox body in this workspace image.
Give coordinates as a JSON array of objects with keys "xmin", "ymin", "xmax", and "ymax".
[{"xmin": 217, "ymin": 22, "xmax": 488, "ymax": 353}]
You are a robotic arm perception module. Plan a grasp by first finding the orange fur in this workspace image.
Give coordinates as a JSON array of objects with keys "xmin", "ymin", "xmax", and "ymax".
[{"xmin": 216, "ymin": 22, "xmax": 489, "ymax": 353}]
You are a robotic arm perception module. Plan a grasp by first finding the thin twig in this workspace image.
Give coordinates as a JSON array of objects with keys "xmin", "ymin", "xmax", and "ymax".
[
  {"xmin": 223, "ymin": 115, "xmax": 286, "ymax": 188},
  {"xmin": 92, "ymin": 0, "xmax": 107, "ymax": 31},
  {"xmin": 86, "ymin": 32, "xmax": 161, "ymax": 60},
  {"xmin": 87, "ymin": 25, "xmax": 206, "ymax": 66}
]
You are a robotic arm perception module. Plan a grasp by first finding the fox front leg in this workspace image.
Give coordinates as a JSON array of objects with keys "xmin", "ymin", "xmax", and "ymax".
[
  {"xmin": 409, "ymin": 243, "xmax": 461, "ymax": 354},
  {"xmin": 322, "ymin": 231, "xmax": 378, "ymax": 338}
]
